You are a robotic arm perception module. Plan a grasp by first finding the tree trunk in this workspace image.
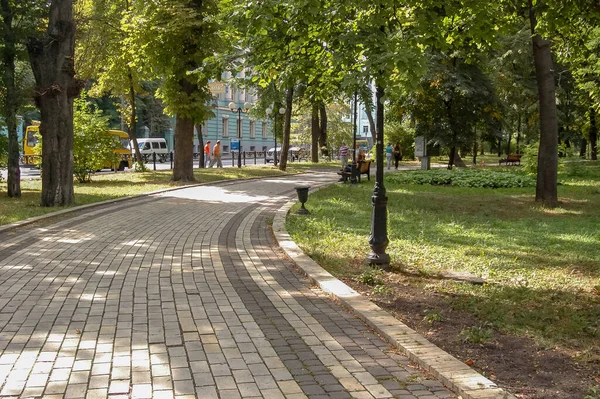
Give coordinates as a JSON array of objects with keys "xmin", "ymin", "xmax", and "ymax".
[
  {"xmin": 497, "ymin": 137, "xmax": 502, "ymax": 157},
  {"xmin": 279, "ymin": 86, "xmax": 294, "ymax": 171},
  {"xmin": 172, "ymin": 116, "xmax": 195, "ymax": 181},
  {"xmin": 516, "ymin": 113, "xmax": 522, "ymax": 154},
  {"xmin": 311, "ymin": 103, "xmax": 319, "ymax": 162},
  {"xmin": 1, "ymin": 0, "xmax": 20, "ymax": 197},
  {"xmin": 472, "ymin": 140, "xmax": 478, "ymax": 165},
  {"xmin": 579, "ymin": 138, "xmax": 587, "ymax": 158},
  {"xmin": 318, "ymin": 104, "xmax": 327, "ymax": 156},
  {"xmin": 196, "ymin": 124, "xmax": 204, "ymax": 168},
  {"xmin": 128, "ymin": 70, "xmax": 143, "ymax": 167},
  {"xmin": 506, "ymin": 131, "xmax": 512, "ymax": 155},
  {"xmin": 529, "ymin": 0, "xmax": 558, "ymax": 207},
  {"xmin": 590, "ymin": 107, "xmax": 598, "ymax": 161},
  {"xmin": 28, "ymin": 0, "xmax": 81, "ymax": 207},
  {"xmin": 448, "ymin": 145, "xmax": 456, "ymax": 170}
]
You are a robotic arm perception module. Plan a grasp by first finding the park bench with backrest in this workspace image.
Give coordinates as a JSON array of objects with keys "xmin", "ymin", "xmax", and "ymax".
[
  {"xmin": 499, "ymin": 154, "xmax": 521, "ymax": 166},
  {"xmin": 337, "ymin": 160, "xmax": 372, "ymax": 183}
]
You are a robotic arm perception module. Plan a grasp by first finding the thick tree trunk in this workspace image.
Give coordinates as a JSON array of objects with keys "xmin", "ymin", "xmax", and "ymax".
[
  {"xmin": 279, "ymin": 86, "xmax": 294, "ymax": 171},
  {"xmin": 1, "ymin": 0, "xmax": 20, "ymax": 197},
  {"xmin": 497, "ymin": 138, "xmax": 502, "ymax": 157},
  {"xmin": 590, "ymin": 108, "xmax": 598, "ymax": 161},
  {"xmin": 529, "ymin": 0, "xmax": 558, "ymax": 207},
  {"xmin": 172, "ymin": 116, "xmax": 195, "ymax": 181},
  {"xmin": 448, "ymin": 145, "xmax": 456, "ymax": 170},
  {"xmin": 506, "ymin": 131, "xmax": 512, "ymax": 155},
  {"xmin": 472, "ymin": 140, "xmax": 478, "ymax": 165},
  {"xmin": 318, "ymin": 104, "xmax": 327, "ymax": 156},
  {"xmin": 311, "ymin": 103, "xmax": 319, "ymax": 162},
  {"xmin": 28, "ymin": 0, "xmax": 81, "ymax": 207},
  {"xmin": 579, "ymin": 138, "xmax": 587, "ymax": 158},
  {"xmin": 128, "ymin": 70, "xmax": 143, "ymax": 167}
]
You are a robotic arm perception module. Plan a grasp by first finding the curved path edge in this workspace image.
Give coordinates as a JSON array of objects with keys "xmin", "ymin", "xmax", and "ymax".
[
  {"xmin": 273, "ymin": 191, "xmax": 517, "ymax": 399},
  {"xmin": 0, "ymin": 174, "xmax": 287, "ymax": 235}
]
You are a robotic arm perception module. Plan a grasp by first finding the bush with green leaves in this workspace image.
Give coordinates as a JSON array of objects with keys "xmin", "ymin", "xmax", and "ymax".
[
  {"xmin": 72, "ymin": 96, "xmax": 118, "ymax": 183},
  {"xmin": 387, "ymin": 168, "xmax": 535, "ymax": 188}
]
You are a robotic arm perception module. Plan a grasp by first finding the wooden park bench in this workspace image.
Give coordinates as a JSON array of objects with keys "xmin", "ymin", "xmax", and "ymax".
[
  {"xmin": 337, "ymin": 160, "xmax": 372, "ymax": 183},
  {"xmin": 499, "ymin": 154, "xmax": 521, "ymax": 166}
]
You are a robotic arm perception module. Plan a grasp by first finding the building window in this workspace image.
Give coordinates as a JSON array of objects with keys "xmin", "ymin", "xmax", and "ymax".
[
  {"xmin": 236, "ymin": 118, "xmax": 242, "ymax": 138},
  {"xmin": 262, "ymin": 146, "xmax": 268, "ymax": 152},
  {"xmin": 250, "ymin": 146, "xmax": 256, "ymax": 151},
  {"xmin": 363, "ymin": 125, "xmax": 369, "ymax": 134},
  {"xmin": 222, "ymin": 117, "xmax": 229, "ymax": 137},
  {"xmin": 250, "ymin": 120, "xmax": 255, "ymax": 138},
  {"xmin": 262, "ymin": 121, "xmax": 268, "ymax": 138},
  {"xmin": 223, "ymin": 145, "xmax": 229, "ymax": 153}
]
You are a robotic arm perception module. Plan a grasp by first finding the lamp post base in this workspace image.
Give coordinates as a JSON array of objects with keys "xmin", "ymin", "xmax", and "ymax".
[
  {"xmin": 296, "ymin": 205, "xmax": 310, "ymax": 215},
  {"xmin": 368, "ymin": 182, "xmax": 390, "ymax": 269},
  {"xmin": 366, "ymin": 251, "xmax": 390, "ymax": 268}
]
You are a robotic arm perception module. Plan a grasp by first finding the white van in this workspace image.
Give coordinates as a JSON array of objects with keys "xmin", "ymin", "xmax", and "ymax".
[
  {"xmin": 266, "ymin": 147, "xmax": 282, "ymax": 163},
  {"xmin": 132, "ymin": 138, "xmax": 169, "ymax": 162}
]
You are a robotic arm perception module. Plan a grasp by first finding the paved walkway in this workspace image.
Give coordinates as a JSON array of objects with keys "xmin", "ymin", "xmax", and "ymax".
[{"xmin": 0, "ymin": 172, "xmax": 455, "ymax": 399}]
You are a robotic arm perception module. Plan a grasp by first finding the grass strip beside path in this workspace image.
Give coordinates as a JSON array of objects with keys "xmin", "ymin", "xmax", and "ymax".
[{"xmin": 286, "ymin": 161, "xmax": 600, "ymax": 356}]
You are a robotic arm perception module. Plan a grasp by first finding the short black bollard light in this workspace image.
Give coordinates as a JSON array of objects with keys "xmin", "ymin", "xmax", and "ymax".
[
  {"xmin": 152, "ymin": 152, "xmax": 157, "ymax": 171},
  {"xmin": 170, "ymin": 151, "xmax": 173, "ymax": 170},
  {"xmin": 294, "ymin": 186, "xmax": 310, "ymax": 215}
]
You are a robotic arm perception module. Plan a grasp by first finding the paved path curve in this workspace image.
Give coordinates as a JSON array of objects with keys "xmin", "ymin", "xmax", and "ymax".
[{"xmin": 0, "ymin": 172, "xmax": 455, "ymax": 399}]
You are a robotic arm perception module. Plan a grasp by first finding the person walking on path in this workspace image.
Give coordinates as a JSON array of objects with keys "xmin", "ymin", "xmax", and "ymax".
[
  {"xmin": 339, "ymin": 142, "xmax": 349, "ymax": 169},
  {"xmin": 393, "ymin": 143, "xmax": 403, "ymax": 169},
  {"xmin": 386, "ymin": 143, "xmax": 393, "ymax": 170},
  {"xmin": 209, "ymin": 140, "xmax": 223, "ymax": 168},
  {"xmin": 204, "ymin": 141, "xmax": 212, "ymax": 168}
]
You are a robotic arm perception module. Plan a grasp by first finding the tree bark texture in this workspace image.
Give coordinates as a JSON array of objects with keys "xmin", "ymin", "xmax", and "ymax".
[
  {"xmin": 28, "ymin": 0, "xmax": 82, "ymax": 207},
  {"xmin": 172, "ymin": 116, "xmax": 195, "ymax": 181},
  {"xmin": 1, "ymin": 0, "xmax": 21, "ymax": 197},
  {"xmin": 529, "ymin": 1, "xmax": 558, "ymax": 207},
  {"xmin": 279, "ymin": 86, "xmax": 294, "ymax": 171},
  {"xmin": 590, "ymin": 107, "xmax": 597, "ymax": 161},
  {"xmin": 311, "ymin": 103, "xmax": 319, "ymax": 162},
  {"xmin": 128, "ymin": 70, "xmax": 143, "ymax": 166},
  {"xmin": 318, "ymin": 104, "xmax": 327, "ymax": 155}
]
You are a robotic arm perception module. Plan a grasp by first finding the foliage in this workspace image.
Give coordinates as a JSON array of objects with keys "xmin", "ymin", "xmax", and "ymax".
[
  {"xmin": 387, "ymin": 169, "xmax": 535, "ymax": 188},
  {"xmin": 423, "ymin": 309, "xmax": 444, "ymax": 324},
  {"xmin": 72, "ymin": 96, "xmax": 116, "ymax": 183},
  {"xmin": 357, "ymin": 268, "xmax": 384, "ymax": 286},
  {"xmin": 460, "ymin": 322, "xmax": 494, "ymax": 344}
]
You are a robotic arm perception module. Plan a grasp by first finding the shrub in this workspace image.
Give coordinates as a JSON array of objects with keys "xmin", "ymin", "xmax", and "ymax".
[{"xmin": 387, "ymin": 168, "xmax": 535, "ymax": 189}]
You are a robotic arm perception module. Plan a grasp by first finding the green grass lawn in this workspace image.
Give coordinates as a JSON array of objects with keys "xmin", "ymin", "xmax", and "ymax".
[
  {"xmin": 287, "ymin": 160, "xmax": 600, "ymax": 357},
  {"xmin": 0, "ymin": 166, "xmax": 292, "ymax": 226}
]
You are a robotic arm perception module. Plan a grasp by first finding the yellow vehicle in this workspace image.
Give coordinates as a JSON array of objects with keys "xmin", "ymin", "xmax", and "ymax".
[
  {"xmin": 23, "ymin": 125, "xmax": 132, "ymax": 171},
  {"xmin": 22, "ymin": 123, "xmax": 40, "ymax": 165},
  {"xmin": 105, "ymin": 130, "xmax": 133, "ymax": 171}
]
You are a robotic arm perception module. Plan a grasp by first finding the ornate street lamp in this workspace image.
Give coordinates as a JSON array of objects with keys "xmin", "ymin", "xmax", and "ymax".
[
  {"xmin": 265, "ymin": 105, "xmax": 286, "ymax": 166},
  {"xmin": 229, "ymin": 101, "xmax": 251, "ymax": 168},
  {"xmin": 351, "ymin": 91, "xmax": 358, "ymax": 185},
  {"xmin": 367, "ymin": 87, "xmax": 390, "ymax": 267}
]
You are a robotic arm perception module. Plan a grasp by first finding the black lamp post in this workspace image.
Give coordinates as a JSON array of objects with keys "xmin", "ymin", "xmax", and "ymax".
[
  {"xmin": 266, "ymin": 105, "xmax": 286, "ymax": 166},
  {"xmin": 367, "ymin": 86, "xmax": 390, "ymax": 267},
  {"xmin": 229, "ymin": 101, "xmax": 251, "ymax": 168}
]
